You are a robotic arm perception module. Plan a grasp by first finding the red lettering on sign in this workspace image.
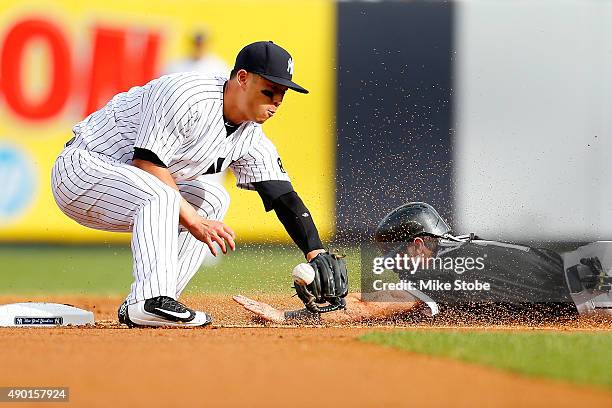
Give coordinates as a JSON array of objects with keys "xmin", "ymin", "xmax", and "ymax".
[
  {"xmin": 0, "ymin": 19, "xmax": 71, "ymax": 120},
  {"xmin": 84, "ymin": 26, "xmax": 160, "ymax": 115}
]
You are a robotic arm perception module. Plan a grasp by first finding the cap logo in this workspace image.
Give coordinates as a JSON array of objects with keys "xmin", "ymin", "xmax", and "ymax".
[{"xmin": 287, "ymin": 58, "xmax": 294, "ymax": 75}]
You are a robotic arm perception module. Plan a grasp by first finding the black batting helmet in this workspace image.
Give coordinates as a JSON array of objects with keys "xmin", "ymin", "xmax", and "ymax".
[{"xmin": 374, "ymin": 202, "xmax": 451, "ymax": 249}]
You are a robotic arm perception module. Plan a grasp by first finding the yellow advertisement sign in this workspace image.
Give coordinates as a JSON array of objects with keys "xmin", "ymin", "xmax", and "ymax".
[{"xmin": 0, "ymin": 0, "xmax": 335, "ymax": 243}]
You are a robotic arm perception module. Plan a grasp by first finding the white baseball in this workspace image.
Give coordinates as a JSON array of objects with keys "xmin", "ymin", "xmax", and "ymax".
[{"xmin": 292, "ymin": 263, "xmax": 315, "ymax": 286}]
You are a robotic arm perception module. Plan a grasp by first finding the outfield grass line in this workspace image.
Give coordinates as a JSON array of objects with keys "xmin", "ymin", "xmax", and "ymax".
[{"xmin": 360, "ymin": 330, "xmax": 612, "ymax": 389}]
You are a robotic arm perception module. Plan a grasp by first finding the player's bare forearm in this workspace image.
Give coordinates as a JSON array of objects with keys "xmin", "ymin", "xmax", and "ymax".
[
  {"xmin": 234, "ymin": 292, "xmax": 421, "ymax": 324},
  {"xmin": 131, "ymin": 159, "xmax": 236, "ymax": 255},
  {"xmin": 316, "ymin": 293, "xmax": 420, "ymax": 323},
  {"xmin": 233, "ymin": 293, "xmax": 403, "ymax": 324}
]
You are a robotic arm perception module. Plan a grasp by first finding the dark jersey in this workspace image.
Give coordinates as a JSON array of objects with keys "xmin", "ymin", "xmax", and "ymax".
[{"xmin": 397, "ymin": 239, "xmax": 576, "ymax": 312}]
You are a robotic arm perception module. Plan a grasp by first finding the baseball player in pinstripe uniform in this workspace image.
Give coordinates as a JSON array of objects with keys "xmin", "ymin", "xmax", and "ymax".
[{"xmin": 51, "ymin": 41, "xmax": 334, "ymax": 327}]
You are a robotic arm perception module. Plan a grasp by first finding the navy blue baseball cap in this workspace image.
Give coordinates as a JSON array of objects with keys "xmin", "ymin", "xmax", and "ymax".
[{"xmin": 233, "ymin": 41, "xmax": 308, "ymax": 94}]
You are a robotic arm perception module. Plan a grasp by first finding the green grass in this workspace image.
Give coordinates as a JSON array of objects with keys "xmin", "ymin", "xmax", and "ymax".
[
  {"xmin": 360, "ymin": 330, "xmax": 612, "ymax": 389},
  {"xmin": 0, "ymin": 244, "xmax": 361, "ymax": 295}
]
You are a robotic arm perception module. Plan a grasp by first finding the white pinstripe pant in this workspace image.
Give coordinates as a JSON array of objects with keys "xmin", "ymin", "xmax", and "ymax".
[{"xmin": 51, "ymin": 147, "xmax": 230, "ymax": 304}]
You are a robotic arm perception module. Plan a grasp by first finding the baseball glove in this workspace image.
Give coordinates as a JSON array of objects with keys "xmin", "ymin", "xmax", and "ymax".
[{"xmin": 294, "ymin": 252, "xmax": 349, "ymax": 314}]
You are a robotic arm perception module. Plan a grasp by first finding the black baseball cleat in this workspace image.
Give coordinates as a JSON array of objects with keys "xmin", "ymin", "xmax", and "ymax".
[
  {"xmin": 117, "ymin": 300, "xmax": 142, "ymax": 328},
  {"xmin": 117, "ymin": 300, "xmax": 131, "ymax": 326},
  {"xmin": 118, "ymin": 296, "xmax": 212, "ymax": 328}
]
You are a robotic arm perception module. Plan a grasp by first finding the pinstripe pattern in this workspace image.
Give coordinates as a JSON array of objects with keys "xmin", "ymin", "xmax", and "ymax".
[
  {"xmin": 174, "ymin": 176, "xmax": 230, "ymax": 298},
  {"xmin": 52, "ymin": 72, "xmax": 288, "ymax": 303},
  {"xmin": 52, "ymin": 148, "xmax": 182, "ymax": 302},
  {"xmin": 73, "ymin": 73, "xmax": 290, "ymax": 185}
]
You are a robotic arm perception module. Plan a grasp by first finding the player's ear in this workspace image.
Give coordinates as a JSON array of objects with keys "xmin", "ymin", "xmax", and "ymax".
[
  {"xmin": 235, "ymin": 69, "xmax": 249, "ymax": 89},
  {"xmin": 413, "ymin": 237, "xmax": 425, "ymax": 252}
]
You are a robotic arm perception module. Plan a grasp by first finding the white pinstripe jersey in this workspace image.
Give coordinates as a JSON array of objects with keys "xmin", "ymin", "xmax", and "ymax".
[{"xmin": 72, "ymin": 72, "xmax": 290, "ymax": 190}]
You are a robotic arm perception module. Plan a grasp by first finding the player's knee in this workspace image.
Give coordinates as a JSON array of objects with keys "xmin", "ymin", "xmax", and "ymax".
[
  {"xmin": 207, "ymin": 184, "xmax": 230, "ymax": 220},
  {"xmin": 143, "ymin": 182, "xmax": 181, "ymax": 210},
  {"xmin": 216, "ymin": 186, "xmax": 230, "ymax": 219},
  {"xmin": 178, "ymin": 179, "xmax": 229, "ymax": 220}
]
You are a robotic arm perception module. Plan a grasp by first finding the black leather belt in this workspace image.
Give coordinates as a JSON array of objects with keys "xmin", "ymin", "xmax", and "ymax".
[{"xmin": 65, "ymin": 136, "xmax": 75, "ymax": 147}]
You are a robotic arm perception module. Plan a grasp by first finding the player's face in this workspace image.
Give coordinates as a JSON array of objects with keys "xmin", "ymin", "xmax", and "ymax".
[
  {"xmin": 407, "ymin": 238, "xmax": 435, "ymax": 259},
  {"xmin": 243, "ymin": 73, "xmax": 288, "ymax": 124}
]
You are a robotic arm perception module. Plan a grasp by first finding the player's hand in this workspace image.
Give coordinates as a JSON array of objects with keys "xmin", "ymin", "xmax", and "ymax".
[
  {"xmin": 233, "ymin": 295, "xmax": 285, "ymax": 323},
  {"xmin": 188, "ymin": 217, "xmax": 236, "ymax": 256}
]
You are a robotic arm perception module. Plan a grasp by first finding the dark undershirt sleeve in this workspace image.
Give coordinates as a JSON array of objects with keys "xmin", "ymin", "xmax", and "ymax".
[
  {"xmin": 273, "ymin": 191, "xmax": 324, "ymax": 256},
  {"xmin": 253, "ymin": 181, "xmax": 295, "ymax": 212},
  {"xmin": 253, "ymin": 181, "xmax": 323, "ymax": 255},
  {"xmin": 133, "ymin": 148, "xmax": 168, "ymax": 168}
]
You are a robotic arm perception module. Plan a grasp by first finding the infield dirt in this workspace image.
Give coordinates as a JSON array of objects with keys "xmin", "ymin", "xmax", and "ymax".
[{"xmin": 0, "ymin": 294, "xmax": 611, "ymax": 407}]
